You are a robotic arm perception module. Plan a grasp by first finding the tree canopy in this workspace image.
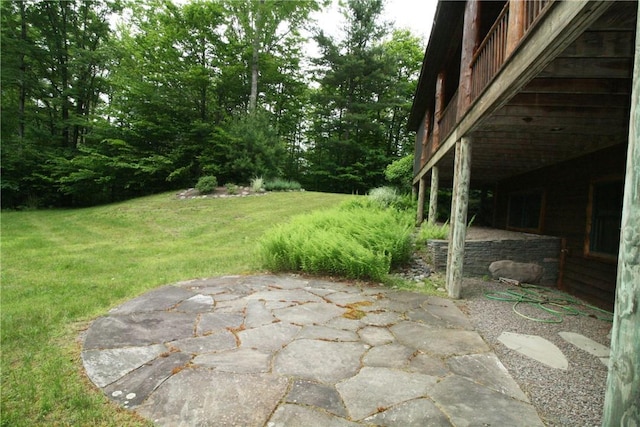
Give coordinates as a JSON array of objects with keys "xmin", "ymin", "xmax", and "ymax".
[{"xmin": 1, "ymin": 0, "xmax": 424, "ymax": 208}]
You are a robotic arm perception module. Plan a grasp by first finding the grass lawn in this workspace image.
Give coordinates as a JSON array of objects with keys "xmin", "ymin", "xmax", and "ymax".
[{"xmin": 0, "ymin": 191, "xmax": 355, "ymax": 426}]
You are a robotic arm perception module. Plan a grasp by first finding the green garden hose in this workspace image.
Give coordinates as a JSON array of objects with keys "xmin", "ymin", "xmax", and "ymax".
[{"xmin": 484, "ymin": 283, "xmax": 613, "ymax": 323}]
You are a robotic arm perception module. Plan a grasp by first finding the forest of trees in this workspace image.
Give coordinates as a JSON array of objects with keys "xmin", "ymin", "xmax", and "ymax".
[{"xmin": 1, "ymin": 0, "xmax": 424, "ymax": 208}]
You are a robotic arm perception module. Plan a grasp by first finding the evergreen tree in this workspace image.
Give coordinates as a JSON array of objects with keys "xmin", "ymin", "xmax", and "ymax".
[{"xmin": 304, "ymin": 0, "xmax": 421, "ymax": 194}]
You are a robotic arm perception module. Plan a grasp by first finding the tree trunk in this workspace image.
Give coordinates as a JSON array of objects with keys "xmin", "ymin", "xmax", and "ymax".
[
  {"xmin": 60, "ymin": 2, "xmax": 71, "ymax": 147},
  {"xmin": 18, "ymin": 0, "xmax": 27, "ymax": 142},
  {"xmin": 249, "ymin": 0, "xmax": 265, "ymax": 113}
]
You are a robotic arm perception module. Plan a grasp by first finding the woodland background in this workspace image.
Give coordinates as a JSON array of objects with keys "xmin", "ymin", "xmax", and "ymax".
[{"xmin": 1, "ymin": 0, "xmax": 424, "ymax": 208}]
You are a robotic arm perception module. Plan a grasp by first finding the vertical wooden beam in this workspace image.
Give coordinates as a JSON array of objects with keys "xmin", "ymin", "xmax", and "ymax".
[
  {"xmin": 416, "ymin": 175, "xmax": 427, "ymax": 226},
  {"xmin": 446, "ymin": 137, "xmax": 472, "ymax": 299},
  {"xmin": 445, "ymin": 143, "xmax": 460, "ymax": 291},
  {"xmin": 433, "ymin": 72, "xmax": 446, "ymax": 149},
  {"xmin": 458, "ymin": 0, "xmax": 481, "ymax": 116},
  {"xmin": 506, "ymin": 0, "xmax": 526, "ymax": 55},
  {"xmin": 603, "ymin": 5, "xmax": 640, "ymax": 423},
  {"xmin": 428, "ymin": 166, "xmax": 439, "ymax": 224}
]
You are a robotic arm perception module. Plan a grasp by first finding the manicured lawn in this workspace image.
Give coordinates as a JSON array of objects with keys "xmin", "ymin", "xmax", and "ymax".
[{"xmin": 0, "ymin": 191, "xmax": 354, "ymax": 426}]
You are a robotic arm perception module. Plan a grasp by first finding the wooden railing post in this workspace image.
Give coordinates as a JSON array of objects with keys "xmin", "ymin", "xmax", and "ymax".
[
  {"xmin": 458, "ymin": 0, "xmax": 481, "ymax": 115},
  {"xmin": 506, "ymin": 0, "xmax": 526, "ymax": 55}
]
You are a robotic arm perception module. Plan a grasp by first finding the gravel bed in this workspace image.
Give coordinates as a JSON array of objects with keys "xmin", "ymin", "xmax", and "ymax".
[{"xmin": 458, "ymin": 278, "xmax": 613, "ymax": 427}]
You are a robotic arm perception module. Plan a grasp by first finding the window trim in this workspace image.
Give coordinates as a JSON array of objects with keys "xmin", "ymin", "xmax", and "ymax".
[
  {"xmin": 506, "ymin": 188, "xmax": 545, "ymax": 234},
  {"xmin": 584, "ymin": 176, "xmax": 623, "ymax": 263}
]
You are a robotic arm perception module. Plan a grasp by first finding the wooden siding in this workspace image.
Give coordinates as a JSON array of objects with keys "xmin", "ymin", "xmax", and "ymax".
[{"xmin": 494, "ymin": 144, "xmax": 627, "ymax": 310}]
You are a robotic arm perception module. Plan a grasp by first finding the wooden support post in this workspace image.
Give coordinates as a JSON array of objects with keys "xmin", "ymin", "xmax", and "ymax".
[
  {"xmin": 428, "ymin": 166, "xmax": 439, "ymax": 224},
  {"xmin": 445, "ymin": 144, "xmax": 460, "ymax": 291},
  {"xmin": 506, "ymin": 0, "xmax": 526, "ymax": 55},
  {"xmin": 416, "ymin": 174, "xmax": 427, "ymax": 226},
  {"xmin": 458, "ymin": 0, "xmax": 480, "ymax": 115},
  {"xmin": 446, "ymin": 137, "xmax": 472, "ymax": 299},
  {"xmin": 603, "ymin": 5, "xmax": 640, "ymax": 423}
]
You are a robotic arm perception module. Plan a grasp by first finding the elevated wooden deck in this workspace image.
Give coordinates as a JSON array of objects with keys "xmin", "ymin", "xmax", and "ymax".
[{"xmin": 412, "ymin": 0, "xmax": 635, "ymax": 187}]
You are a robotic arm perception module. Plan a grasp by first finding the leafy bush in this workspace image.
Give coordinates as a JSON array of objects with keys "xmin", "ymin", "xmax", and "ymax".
[
  {"xmin": 264, "ymin": 178, "xmax": 302, "ymax": 191},
  {"xmin": 250, "ymin": 176, "xmax": 264, "ymax": 192},
  {"xmin": 384, "ymin": 154, "xmax": 414, "ymax": 193},
  {"xmin": 415, "ymin": 221, "xmax": 450, "ymax": 245},
  {"xmin": 225, "ymin": 183, "xmax": 239, "ymax": 195},
  {"xmin": 393, "ymin": 193, "xmax": 417, "ymax": 212},
  {"xmin": 259, "ymin": 203, "xmax": 414, "ymax": 281},
  {"xmin": 195, "ymin": 175, "xmax": 218, "ymax": 194}
]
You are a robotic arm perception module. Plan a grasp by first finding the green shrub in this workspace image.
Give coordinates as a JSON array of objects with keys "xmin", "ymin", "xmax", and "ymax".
[
  {"xmin": 259, "ymin": 203, "xmax": 414, "ymax": 281},
  {"xmin": 415, "ymin": 221, "xmax": 450, "ymax": 245},
  {"xmin": 384, "ymin": 154, "xmax": 414, "ymax": 193},
  {"xmin": 250, "ymin": 176, "xmax": 264, "ymax": 192},
  {"xmin": 264, "ymin": 178, "xmax": 302, "ymax": 191},
  {"xmin": 195, "ymin": 175, "xmax": 218, "ymax": 194},
  {"xmin": 225, "ymin": 183, "xmax": 239, "ymax": 195}
]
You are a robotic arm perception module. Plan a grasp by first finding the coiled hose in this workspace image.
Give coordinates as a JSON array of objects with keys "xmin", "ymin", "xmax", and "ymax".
[{"xmin": 484, "ymin": 282, "xmax": 613, "ymax": 323}]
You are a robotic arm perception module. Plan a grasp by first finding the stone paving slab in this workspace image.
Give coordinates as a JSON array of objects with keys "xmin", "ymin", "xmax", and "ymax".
[
  {"xmin": 498, "ymin": 331, "xmax": 569, "ymax": 370},
  {"xmin": 558, "ymin": 331, "xmax": 610, "ymax": 358},
  {"xmin": 364, "ymin": 398, "xmax": 453, "ymax": 426},
  {"xmin": 81, "ymin": 274, "xmax": 544, "ymax": 426},
  {"xmin": 430, "ymin": 375, "xmax": 546, "ymax": 427}
]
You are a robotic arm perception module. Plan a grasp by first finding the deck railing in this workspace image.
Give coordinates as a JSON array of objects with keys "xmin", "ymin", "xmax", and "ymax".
[
  {"xmin": 421, "ymin": 133, "xmax": 435, "ymax": 167},
  {"xmin": 470, "ymin": 2, "xmax": 510, "ymax": 100},
  {"xmin": 419, "ymin": 0, "xmax": 554, "ymax": 171},
  {"xmin": 524, "ymin": 0, "xmax": 551, "ymax": 32},
  {"xmin": 438, "ymin": 89, "xmax": 459, "ymax": 145}
]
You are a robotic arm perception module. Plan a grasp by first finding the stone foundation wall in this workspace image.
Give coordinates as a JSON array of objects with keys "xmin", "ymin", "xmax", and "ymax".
[{"xmin": 427, "ymin": 237, "xmax": 561, "ymax": 285}]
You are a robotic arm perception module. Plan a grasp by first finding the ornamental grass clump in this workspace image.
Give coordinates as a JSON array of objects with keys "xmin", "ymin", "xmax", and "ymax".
[
  {"xmin": 368, "ymin": 186, "xmax": 399, "ymax": 208},
  {"xmin": 264, "ymin": 178, "xmax": 302, "ymax": 191},
  {"xmin": 259, "ymin": 202, "xmax": 413, "ymax": 281},
  {"xmin": 250, "ymin": 176, "xmax": 264, "ymax": 192}
]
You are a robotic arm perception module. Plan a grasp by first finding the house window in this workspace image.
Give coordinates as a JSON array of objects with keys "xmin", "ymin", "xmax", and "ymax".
[
  {"xmin": 507, "ymin": 190, "xmax": 543, "ymax": 231},
  {"xmin": 587, "ymin": 180, "xmax": 623, "ymax": 257}
]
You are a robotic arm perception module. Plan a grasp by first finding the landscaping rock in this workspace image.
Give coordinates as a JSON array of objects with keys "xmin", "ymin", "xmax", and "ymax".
[{"xmin": 489, "ymin": 260, "xmax": 544, "ymax": 283}]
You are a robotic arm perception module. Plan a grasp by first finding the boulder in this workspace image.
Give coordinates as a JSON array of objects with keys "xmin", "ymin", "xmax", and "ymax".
[{"xmin": 488, "ymin": 260, "xmax": 543, "ymax": 284}]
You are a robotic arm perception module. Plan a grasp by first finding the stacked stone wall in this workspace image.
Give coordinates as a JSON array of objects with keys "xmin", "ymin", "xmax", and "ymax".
[{"xmin": 427, "ymin": 237, "xmax": 561, "ymax": 285}]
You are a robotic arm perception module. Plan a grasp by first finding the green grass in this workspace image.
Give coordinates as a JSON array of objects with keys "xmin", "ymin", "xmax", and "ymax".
[{"xmin": 0, "ymin": 191, "xmax": 354, "ymax": 426}]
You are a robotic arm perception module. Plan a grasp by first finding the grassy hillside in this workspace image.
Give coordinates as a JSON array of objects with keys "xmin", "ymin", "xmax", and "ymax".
[{"xmin": 0, "ymin": 191, "xmax": 355, "ymax": 426}]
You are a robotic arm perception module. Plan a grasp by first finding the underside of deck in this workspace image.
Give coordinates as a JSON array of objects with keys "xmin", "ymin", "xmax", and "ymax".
[{"xmin": 419, "ymin": 1, "xmax": 636, "ymax": 188}]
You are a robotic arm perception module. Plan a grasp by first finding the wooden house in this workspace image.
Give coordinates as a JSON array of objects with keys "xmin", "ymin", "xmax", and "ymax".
[{"xmin": 408, "ymin": 0, "xmax": 638, "ymax": 310}]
